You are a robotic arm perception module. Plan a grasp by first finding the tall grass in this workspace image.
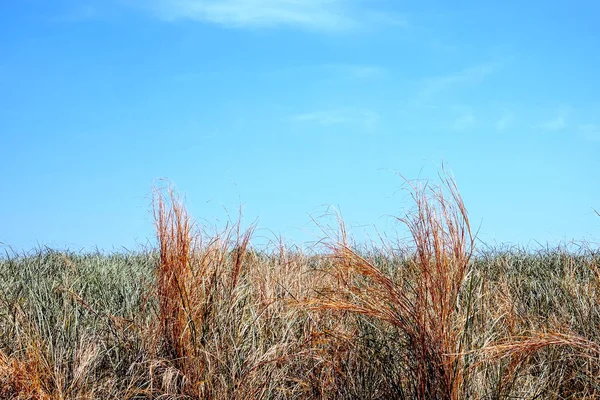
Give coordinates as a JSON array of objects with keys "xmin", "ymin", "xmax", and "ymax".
[
  {"xmin": 307, "ymin": 175, "xmax": 475, "ymax": 399},
  {"xmin": 152, "ymin": 187, "xmax": 317, "ymax": 398},
  {"xmin": 0, "ymin": 176, "xmax": 599, "ymax": 399}
]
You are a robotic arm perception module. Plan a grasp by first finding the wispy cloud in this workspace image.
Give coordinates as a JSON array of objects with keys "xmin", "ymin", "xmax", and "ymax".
[
  {"xmin": 496, "ymin": 110, "xmax": 515, "ymax": 131},
  {"xmin": 288, "ymin": 107, "xmax": 380, "ymax": 131},
  {"xmin": 418, "ymin": 62, "xmax": 501, "ymax": 101},
  {"xmin": 340, "ymin": 64, "xmax": 388, "ymax": 80},
  {"xmin": 453, "ymin": 111, "xmax": 475, "ymax": 131},
  {"xmin": 267, "ymin": 63, "xmax": 387, "ymax": 82},
  {"xmin": 579, "ymin": 124, "xmax": 600, "ymax": 142},
  {"xmin": 46, "ymin": 2, "xmax": 107, "ymax": 23},
  {"xmin": 140, "ymin": 0, "xmax": 403, "ymax": 31},
  {"xmin": 540, "ymin": 108, "xmax": 570, "ymax": 131}
]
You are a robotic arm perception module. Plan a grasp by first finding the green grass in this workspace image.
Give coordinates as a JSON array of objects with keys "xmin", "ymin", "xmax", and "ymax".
[{"xmin": 1, "ymin": 180, "xmax": 599, "ymax": 399}]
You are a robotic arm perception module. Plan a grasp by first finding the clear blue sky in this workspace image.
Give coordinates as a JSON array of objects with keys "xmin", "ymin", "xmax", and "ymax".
[{"xmin": 1, "ymin": 0, "xmax": 599, "ymax": 251}]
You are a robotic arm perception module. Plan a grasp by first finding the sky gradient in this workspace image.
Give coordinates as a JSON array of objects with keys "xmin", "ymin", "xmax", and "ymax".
[{"xmin": 1, "ymin": 0, "xmax": 599, "ymax": 251}]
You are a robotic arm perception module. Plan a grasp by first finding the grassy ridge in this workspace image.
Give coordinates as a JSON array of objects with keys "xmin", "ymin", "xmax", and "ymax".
[{"xmin": 1, "ymin": 180, "xmax": 599, "ymax": 399}]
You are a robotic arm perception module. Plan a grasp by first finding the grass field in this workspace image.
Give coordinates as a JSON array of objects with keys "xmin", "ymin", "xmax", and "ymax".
[{"xmin": 1, "ymin": 179, "xmax": 599, "ymax": 399}]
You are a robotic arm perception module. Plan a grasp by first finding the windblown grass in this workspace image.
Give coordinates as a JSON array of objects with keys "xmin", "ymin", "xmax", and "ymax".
[
  {"xmin": 306, "ymin": 175, "xmax": 475, "ymax": 399},
  {"xmin": 1, "ymin": 176, "xmax": 599, "ymax": 399}
]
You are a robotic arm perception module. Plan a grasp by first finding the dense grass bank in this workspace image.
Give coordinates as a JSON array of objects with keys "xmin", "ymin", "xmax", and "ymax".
[{"xmin": 1, "ymin": 182, "xmax": 599, "ymax": 399}]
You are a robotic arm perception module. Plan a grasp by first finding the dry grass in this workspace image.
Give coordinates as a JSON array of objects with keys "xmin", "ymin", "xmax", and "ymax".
[
  {"xmin": 0, "ymin": 348, "xmax": 50, "ymax": 400},
  {"xmin": 306, "ymin": 174, "xmax": 474, "ymax": 399},
  {"xmin": 0, "ymin": 174, "xmax": 599, "ymax": 399},
  {"xmin": 151, "ymin": 186, "xmax": 323, "ymax": 398}
]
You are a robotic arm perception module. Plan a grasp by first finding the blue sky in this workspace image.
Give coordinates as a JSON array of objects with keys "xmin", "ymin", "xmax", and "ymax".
[{"xmin": 1, "ymin": 0, "xmax": 599, "ymax": 251}]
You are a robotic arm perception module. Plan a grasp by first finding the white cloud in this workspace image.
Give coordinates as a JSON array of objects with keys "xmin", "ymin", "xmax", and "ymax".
[
  {"xmin": 140, "ymin": 0, "xmax": 402, "ymax": 31},
  {"xmin": 579, "ymin": 124, "xmax": 600, "ymax": 142},
  {"xmin": 341, "ymin": 65, "xmax": 388, "ymax": 80},
  {"xmin": 48, "ymin": 4, "xmax": 101, "ymax": 22},
  {"xmin": 267, "ymin": 63, "xmax": 387, "ymax": 82},
  {"xmin": 540, "ymin": 108, "xmax": 569, "ymax": 131},
  {"xmin": 419, "ymin": 63, "xmax": 500, "ymax": 101},
  {"xmin": 496, "ymin": 110, "xmax": 515, "ymax": 131},
  {"xmin": 289, "ymin": 107, "xmax": 380, "ymax": 131},
  {"xmin": 453, "ymin": 111, "xmax": 475, "ymax": 131},
  {"xmin": 291, "ymin": 110, "xmax": 350, "ymax": 126}
]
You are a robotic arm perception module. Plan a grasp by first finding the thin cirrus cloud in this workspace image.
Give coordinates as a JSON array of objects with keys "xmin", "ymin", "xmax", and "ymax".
[
  {"xmin": 289, "ymin": 108, "xmax": 380, "ymax": 131},
  {"xmin": 48, "ymin": 4, "xmax": 101, "ymax": 22},
  {"xmin": 578, "ymin": 124, "xmax": 600, "ymax": 142},
  {"xmin": 452, "ymin": 111, "xmax": 475, "ymax": 131},
  {"xmin": 418, "ymin": 62, "xmax": 501, "ymax": 101},
  {"xmin": 540, "ymin": 108, "xmax": 570, "ymax": 131},
  {"xmin": 496, "ymin": 110, "xmax": 515, "ymax": 131},
  {"xmin": 329, "ymin": 64, "xmax": 388, "ymax": 80},
  {"xmin": 139, "ymin": 0, "xmax": 403, "ymax": 31},
  {"xmin": 266, "ymin": 63, "xmax": 388, "ymax": 82}
]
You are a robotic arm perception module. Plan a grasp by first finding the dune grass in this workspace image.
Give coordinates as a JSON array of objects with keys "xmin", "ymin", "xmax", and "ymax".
[{"xmin": 1, "ymin": 177, "xmax": 599, "ymax": 399}]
